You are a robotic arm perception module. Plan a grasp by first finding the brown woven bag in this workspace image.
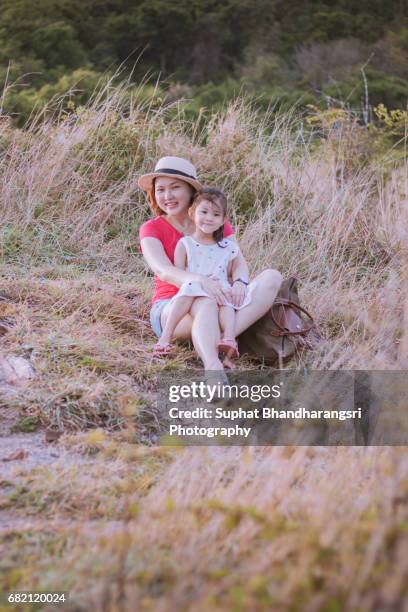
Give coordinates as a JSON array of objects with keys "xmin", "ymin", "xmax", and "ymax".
[{"xmin": 238, "ymin": 276, "xmax": 315, "ymax": 367}]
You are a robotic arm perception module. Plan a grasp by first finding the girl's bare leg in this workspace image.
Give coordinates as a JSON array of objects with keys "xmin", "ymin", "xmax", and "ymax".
[
  {"xmin": 161, "ymin": 296, "xmax": 223, "ymax": 369},
  {"xmin": 218, "ymin": 305, "xmax": 237, "ymax": 369},
  {"xmin": 190, "ymin": 297, "xmax": 224, "ymax": 370},
  {"xmin": 219, "ymin": 305, "xmax": 236, "ymax": 340},
  {"xmin": 158, "ymin": 296, "xmax": 194, "ymax": 345}
]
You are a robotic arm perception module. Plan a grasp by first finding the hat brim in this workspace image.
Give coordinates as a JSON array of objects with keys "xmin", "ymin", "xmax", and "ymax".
[{"xmin": 138, "ymin": 172, "xmax": 202, "ymax": 192}]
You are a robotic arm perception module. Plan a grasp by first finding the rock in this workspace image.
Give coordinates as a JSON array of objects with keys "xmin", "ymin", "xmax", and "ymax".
[
  {"xmin": 0, "ymin": 355, "xmax": 36, "ymax": 385},
  {"xmin": 45, "ymin": 428, "xmax": 63, "ymax": 443}
]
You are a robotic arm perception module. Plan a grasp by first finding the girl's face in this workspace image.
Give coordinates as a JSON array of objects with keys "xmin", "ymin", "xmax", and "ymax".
[
  {"xmin": 154, "ymin": 177, "xmax": 194, "ymax": 216},
  {"xmin": 191, "ymin": 199, "xmax": 224, "ymax": 234}
]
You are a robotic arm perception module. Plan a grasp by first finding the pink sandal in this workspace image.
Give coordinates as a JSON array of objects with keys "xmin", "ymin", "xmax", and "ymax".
[
  {"xmin": 153, "ymin": 342, "xmax": 175, "ymax": 358},
  {"xmin": 217, "ymin": 338, "xmax": 240, "ymax": 359}
]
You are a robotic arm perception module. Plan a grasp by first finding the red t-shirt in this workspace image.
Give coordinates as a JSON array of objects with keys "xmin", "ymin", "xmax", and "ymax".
[{"xmin": 139, "ymin": 216, "xmax": 234, "ymax": 303}]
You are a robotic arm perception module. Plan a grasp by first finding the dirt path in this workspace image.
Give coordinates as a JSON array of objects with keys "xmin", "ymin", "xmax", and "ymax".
[
  {"xmin": 0, "ymin": 407, "xmax": 79, "ymax": 475},
  {"xmin": 0, "ymin": 406, "xmax": 91, "ymax": 532}
]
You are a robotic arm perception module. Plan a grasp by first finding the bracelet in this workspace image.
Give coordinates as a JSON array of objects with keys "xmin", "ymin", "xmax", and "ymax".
[{"xmin": 233, "ymin": 278, "xmax": 249, "ymax": 286}]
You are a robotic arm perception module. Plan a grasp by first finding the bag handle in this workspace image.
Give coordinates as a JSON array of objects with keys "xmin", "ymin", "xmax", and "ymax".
[{"xmin": 270, "ymin": 299, "xmax": 314, "ymax": 337}]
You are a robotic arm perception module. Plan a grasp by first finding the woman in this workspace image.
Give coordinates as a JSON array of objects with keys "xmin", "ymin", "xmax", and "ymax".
[{"xmin": 139, "ymin": 156, "xmax": 282, "ymax": 371}]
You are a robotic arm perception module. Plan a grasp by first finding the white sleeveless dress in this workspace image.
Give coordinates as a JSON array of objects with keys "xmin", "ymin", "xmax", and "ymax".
[{"xmin": 173, "ymin": 236, "xmax": 256, "ymax": 310}]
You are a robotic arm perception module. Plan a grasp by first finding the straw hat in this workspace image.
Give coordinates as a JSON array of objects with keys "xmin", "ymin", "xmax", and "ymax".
[{"xmin": 138, "ymin": 156, "xmax": 202, "ymax": 192}]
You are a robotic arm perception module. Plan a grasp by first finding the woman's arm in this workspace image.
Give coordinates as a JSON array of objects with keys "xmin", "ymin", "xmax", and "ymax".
[
  {"xmin": 141, "ymin": 237, "xmax": 230, "ymax": 304},
  {"xmin": 229, "ymin": 247, "xmax": 250, "ymax": 308}
]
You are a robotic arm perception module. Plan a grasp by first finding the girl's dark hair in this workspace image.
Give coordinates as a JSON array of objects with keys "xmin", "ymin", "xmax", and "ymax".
[{"xmin": 190, "ymin": 186, "xmax": 228, "ymax": 245}]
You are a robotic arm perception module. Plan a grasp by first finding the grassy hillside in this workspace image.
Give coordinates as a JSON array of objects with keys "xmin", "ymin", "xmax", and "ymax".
[{"xmin": 0, "ymin": 85, "xmax": 407, "ymax": 610}]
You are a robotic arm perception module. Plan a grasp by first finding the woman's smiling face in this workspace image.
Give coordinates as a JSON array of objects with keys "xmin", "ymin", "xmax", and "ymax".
[{"xmin": 154, "ymin": 177, "xmax": 194, "ymax": 216}]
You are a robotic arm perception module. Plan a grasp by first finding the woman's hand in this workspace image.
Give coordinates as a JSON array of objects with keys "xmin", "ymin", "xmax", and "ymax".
[
  {"xmin": 230, "ymin": 280, "xmax": 247, "ymax": 308},
  {"xmin": 200, "ymin": 276, "xmax": 232, "ymax": 306}
]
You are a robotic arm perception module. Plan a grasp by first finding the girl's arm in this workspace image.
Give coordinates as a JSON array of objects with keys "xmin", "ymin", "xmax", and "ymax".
[
  {"xmin": 230, "ymin": 245, "xmax": 249, "ymax": 283},
  {"xmin": 141, "ymin": 237, "xmax": 230, "ymax": 304},
  {"xmin": 225, "ymin": 234, "xmax": 250, "ymax": 283},
  {"xmin": 174, "ymin": 240, "xmax": 187, "ymax": 270}
]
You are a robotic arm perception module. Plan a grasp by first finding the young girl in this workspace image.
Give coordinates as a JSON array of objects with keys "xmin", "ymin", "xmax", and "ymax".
[{"xmin": 153, "ymin": 187, "xmax": 256, "ymax": 367}]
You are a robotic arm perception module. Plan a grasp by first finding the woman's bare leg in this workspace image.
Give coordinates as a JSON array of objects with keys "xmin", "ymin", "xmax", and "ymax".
[{"xmin": 235, "ymin": 269, "xmax": 282, "ymax": 336}]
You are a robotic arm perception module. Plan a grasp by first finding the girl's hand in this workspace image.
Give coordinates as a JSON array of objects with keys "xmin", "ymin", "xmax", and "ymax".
[
  {"xmin": 201, "ymin": 276, "xmax": 231, "ymax": 306},
  {"xmin": 230, "ymin": 280, "xmax": 247, "ymax": 308}
]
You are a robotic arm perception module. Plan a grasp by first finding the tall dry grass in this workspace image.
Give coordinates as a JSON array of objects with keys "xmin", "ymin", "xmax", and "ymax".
[
  {"xmin": 1, "ymin": 81, "xmax": 407, "ymax": 611},
  {"xmin": 1, "ymin": 82, "xmax": 406, "ymax": 373}
]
